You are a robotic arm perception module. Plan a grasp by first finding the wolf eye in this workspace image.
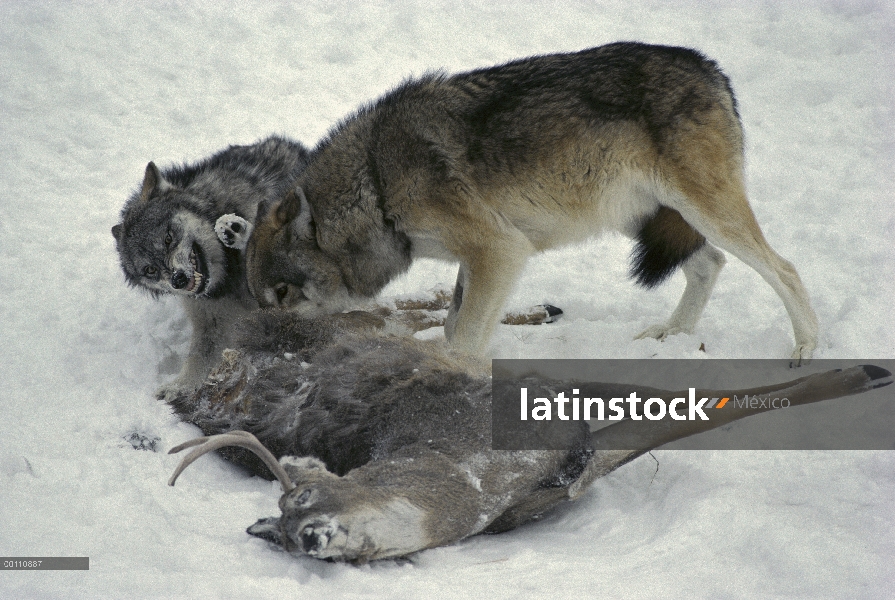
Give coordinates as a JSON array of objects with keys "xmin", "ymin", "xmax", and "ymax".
[
  {"xmin": 274, "ymin": 284, "xmax": 289, "ymax": 303},
  {"xmin": 164, "ymin": 232, "xmax": 172, "ymax": 246},
  {"xmin": 143, "ymin": 265, "xmax": 158, "ymax": 277}
]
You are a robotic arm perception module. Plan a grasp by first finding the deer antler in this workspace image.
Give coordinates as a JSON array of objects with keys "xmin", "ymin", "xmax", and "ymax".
[{"xmin": 168, "ymin": 430, "xmax": 295, "ymax": 493}]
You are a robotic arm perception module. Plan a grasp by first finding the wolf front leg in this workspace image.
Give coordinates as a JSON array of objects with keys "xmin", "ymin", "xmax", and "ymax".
[
  {"xmin": 444, "ymin": 231, "xmax": 534, "ymax": 356},
  {"xmin": 156, "ymin": 296, "xmax": 250, "ymax": 400}
]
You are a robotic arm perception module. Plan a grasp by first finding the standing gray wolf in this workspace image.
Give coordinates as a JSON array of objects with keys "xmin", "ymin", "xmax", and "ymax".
[
  {"xmin": 165, "ymin": 309, "xmax": 889, "ymax": 561},
  {"xmin": 112, "ymin": 136, "xmax": 311, "ymax": 397},
  {"xmin": 242, "ymin": 42, "xmax": 818, "ymax": 362}
]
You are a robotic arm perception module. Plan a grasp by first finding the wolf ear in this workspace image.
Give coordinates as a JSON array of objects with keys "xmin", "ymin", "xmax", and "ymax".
[
  {"xmin": 111, "ymin": 224, "xmax": 122, "ymax": 241},
  {"xmin": 139, "ymin": 162, "xmax": 171, "ymax": 202},
  {"xmin": 276, "ymin": 186, "xmax": 314, "ymax": 239}
]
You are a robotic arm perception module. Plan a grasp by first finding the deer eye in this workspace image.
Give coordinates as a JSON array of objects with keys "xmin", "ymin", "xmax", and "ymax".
[{"xmin": 274, "ymin": 284, "xmax": 289, "ymax": 303}]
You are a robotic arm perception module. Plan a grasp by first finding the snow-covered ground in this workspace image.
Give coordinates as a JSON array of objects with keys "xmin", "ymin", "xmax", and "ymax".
[{"xmin": 1, "ymin": 1, "xmax": 893, "ymax": 597}]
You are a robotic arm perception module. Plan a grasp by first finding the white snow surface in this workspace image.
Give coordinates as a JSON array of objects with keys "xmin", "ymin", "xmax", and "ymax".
[{"xmin": 1, "ymin": 1, "xmax": 893, "ymax": 598}]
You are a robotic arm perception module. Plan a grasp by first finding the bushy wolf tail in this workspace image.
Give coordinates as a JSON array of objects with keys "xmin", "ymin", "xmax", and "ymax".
[{"xmin": 630, "ymin": 206, "xmax": 706, "ymax": 289}]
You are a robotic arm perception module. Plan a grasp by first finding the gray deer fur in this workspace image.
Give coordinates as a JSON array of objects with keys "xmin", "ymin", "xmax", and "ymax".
[{"xmin": 166, "ymin": 309, "xmax": 891, "ymax": 562}]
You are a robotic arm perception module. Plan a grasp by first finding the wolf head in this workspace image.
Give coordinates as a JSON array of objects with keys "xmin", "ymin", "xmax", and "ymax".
[
  {"xmin": 112, "ymin": 162, "xmax": 239, "ymax": 299},
  {"xmin": 245, "ymin": 187, "xmax": 353, "ymax": 315}
]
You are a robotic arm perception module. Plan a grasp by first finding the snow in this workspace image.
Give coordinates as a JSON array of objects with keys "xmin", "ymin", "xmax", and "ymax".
[{"xmin": 1, "ymin": 1, "xmax": 893, "ymax": 597}]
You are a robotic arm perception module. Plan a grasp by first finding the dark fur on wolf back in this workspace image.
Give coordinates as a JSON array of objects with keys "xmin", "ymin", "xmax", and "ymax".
[
  {"xmin": 129, "ymin": 136, "xmax": 308, "ymax": 227},
  {"xmin": 306, "ymin": 42, "xmax": 727, "ymax": 292}
]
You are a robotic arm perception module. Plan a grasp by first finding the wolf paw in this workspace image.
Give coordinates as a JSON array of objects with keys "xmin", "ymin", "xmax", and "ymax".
[
  {"xmin": 155, "ymin": 381, "xmax": 192, "ymax": 403},
  {"xmin": 214, "ymin": 214, "xmax": 253, "ymax": 250},
  {"xmin": 789, "ymin": 344, "xmax": 815, "ymax": 368},
  {"xmin": 634, "ymin": 323, "xmax": 688, "ymax": 341}
]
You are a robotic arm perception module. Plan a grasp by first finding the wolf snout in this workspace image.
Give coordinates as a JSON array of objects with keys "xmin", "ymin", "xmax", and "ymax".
[
  {"xmin": 171, "ymin": 269, "xmax": 190, "ymax": 289},
  {"xmin": 171, "ymin": 267, "xmax": 205, "ymax": 294}
]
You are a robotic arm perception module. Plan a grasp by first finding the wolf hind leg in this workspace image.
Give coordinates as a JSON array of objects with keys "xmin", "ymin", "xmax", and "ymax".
[
  {"xmin": 631, "ymin": 206, "xmax": 725, "ymax": 341},
  {"xmin": 636, "ymin": 242, "xmax": 726, "ymax": 341},
  {"xmin": 722, "ymin": 234, "xmax": 818, "ymax": 365},
  {"xmin": 667, "ymin": 178, "xmax": 818, "ymax": 363}
]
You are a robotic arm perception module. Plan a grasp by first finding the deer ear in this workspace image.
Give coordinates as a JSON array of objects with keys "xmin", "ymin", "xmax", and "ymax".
[{"xmin": 139, "ymin": 162, "xmax": 172, "ymax": 202}]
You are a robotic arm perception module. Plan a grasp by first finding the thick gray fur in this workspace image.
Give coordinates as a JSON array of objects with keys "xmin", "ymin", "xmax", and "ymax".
[
  {"xmin": 244, "ymin": 42, "xmax": 817, "ymax": 362},
  {"xmin": 111, "ymin": 136, "xmax": 310, "ymax": 397}
]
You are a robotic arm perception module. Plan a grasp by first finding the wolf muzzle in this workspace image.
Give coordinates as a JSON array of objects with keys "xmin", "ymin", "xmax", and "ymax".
[{"xmin": 171, "ymin": 270, "xmax": 190, "ymax": 290}]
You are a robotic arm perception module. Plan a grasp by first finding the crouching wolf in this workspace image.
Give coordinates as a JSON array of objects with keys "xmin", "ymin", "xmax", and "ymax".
[
  {"xmin": 112, "ymin": 136, "xmax": 311, "ymax": 397},
  {"xmin": 242, "ymin": 42, "xmax": 818, "ymax": 362},
  {"xmin": 165, "ymin": 309, "xmax": 889, "ymax": 561}
]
